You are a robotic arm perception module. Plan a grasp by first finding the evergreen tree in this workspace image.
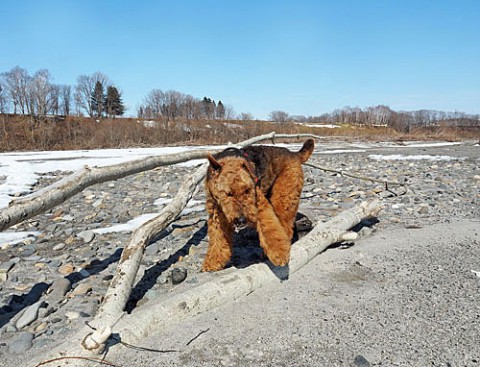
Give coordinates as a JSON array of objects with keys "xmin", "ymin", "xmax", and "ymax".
[
  {"xmin": 105, "ymin": 86, "xmax": 125, "ymax": 117},
  {"xmin": 91, "ymin": 81, "xmax": 105, "ymax": 117},
  {"xmin": 216, "ymin": 100, "xmax": 225, "ymax": 119}
]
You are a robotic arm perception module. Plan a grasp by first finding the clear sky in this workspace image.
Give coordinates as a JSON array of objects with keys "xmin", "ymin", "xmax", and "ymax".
[{"xmin": 1, "ymin": 0, "xmax": 479, "ymax": 119}]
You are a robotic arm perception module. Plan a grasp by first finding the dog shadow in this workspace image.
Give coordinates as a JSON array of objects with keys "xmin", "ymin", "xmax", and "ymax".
[{"xmin": 229, "ymin": 212, "xmax": 314, "ymax": 280}]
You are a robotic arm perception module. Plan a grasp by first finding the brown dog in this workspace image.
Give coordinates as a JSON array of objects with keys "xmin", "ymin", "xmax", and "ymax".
[{"xmin": 202, "ymin": 139, "xmax": 315, "ymax": 271}]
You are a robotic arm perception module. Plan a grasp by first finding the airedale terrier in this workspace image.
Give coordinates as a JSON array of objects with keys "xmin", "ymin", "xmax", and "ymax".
[{"xmin": 202, "ymin": 139, "xmax": 315, "ymax": 271}]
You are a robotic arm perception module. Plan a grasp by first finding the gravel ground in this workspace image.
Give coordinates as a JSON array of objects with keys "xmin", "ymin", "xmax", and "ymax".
[{"xmin": 0, "ymin": 140, "xmax": 479, "ymax": 366}]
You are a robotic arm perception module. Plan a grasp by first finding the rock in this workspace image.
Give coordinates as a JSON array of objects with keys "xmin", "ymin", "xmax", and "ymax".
[
  {"xmin": 72, "ymin": 282, "xmax": 92, "ymax": 295},
  {"xmin": 58, "ymin": 263, "xmax": 75, "ymax": 275},
  {"xmin": 418, "ymin": 205, "xmax": 429, "ymax": 214},
  {"xmin": 0, "ymin": 259, "xmax": 16, "ymax": 273},
  {"xmin": 353, "ymin": 354, "xmax": 371, "ymax": 367},
  {"xmin": 171, "ymin": 268, "xmax": 187, "ymax": 285},
  {"xmin": 8, "ymin": 332, "xmax": 34, "ymax": 354},
  {"xmin": 65, "ymin": 311, "xmax": 80, "ymax": 320},
  {"xmin": 48, "ymin": 278, "xmax": 71, "ymax": 298},
  {"xmin": 77, "ymin": 230, "xmax": 95, "ymax": 243},
  {"xmin": 48, "ymin": 259, "xmax": 62, "ymax": 268},
  {"xmin": 16, "ymin": 300, "xmax": 44, "ymax": 329},
  {"xmin": 52, "ymin": 243, "xmax": 66, "ymax": 251},
  {"xmin": 19, "ymin": 244, "xmax": 37, "ymax": 257}
]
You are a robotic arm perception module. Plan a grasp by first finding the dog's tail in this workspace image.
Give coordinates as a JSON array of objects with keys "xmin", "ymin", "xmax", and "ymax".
[{"xmin": 297, "ymin": 139, "xmax": 315, "ymax": 163}]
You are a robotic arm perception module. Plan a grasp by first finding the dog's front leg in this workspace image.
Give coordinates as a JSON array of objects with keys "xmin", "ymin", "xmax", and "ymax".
[
  {"xmin": 202, "ymin": 201, "xmax": 234, "ymax": 272},
  {"xmin": 255, "ymin": 187, "xmax": 291, "ymax": 267}
]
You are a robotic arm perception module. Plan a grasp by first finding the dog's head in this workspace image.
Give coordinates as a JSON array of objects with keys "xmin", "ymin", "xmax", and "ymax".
[{"xmin": 207, "ymin": 154, "xmax": 258, "ymax": 230}]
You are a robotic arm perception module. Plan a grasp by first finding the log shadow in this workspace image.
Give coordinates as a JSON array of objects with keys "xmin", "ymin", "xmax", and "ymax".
[
  {"xmin": 0, "ymin": 247, "xmax": 123, "ymax": 329},
  {"xmin": 328, "ymin": 216, "xmax": 380, "ymax": 250},
  {"xmin": 125, "ymin": 224, "xmax": 207, "ymax": 313}
]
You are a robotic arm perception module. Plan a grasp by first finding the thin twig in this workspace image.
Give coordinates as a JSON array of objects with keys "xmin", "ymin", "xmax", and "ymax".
[
  {"xmin": 34, "ymin": 356, "xmax": 120, "ymax": 367},
  {"xmin": 186, "ymin": 328, "xmax": 210, "ymax": 347},
  {"xmin": 113, "ymin": 336, "xmax": 179, "ymax": 353},
  {"xmin": 305, "ymin": 162, "xmax": 409, "ymax": 196}
]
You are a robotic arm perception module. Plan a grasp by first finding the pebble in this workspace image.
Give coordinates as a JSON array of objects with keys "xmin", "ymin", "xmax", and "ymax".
[
  {"xmin": 72, "ymin": 282, "xmax": 92, "ymax": 295},
  {"xmin": 0, "ymin": 259, "xmax": 17, "ymax": 273},
  {"xmin": 58, "ymin": 263, "xmax": 75, "ymax": 275},
  {"xmin": 8, "ymin": 332, "xmax": 34, "ymax": 354},
  {"xmin": 77, "ymin": 230, "xmax": 95, "ymax": 243},
  {"xmin": 15, "ymin": 300, "xmax": 44, "ymax": 329},
  {"xmin": 52, "ymin": 243, "xmax": 66, "ymax": 251},
  {"xmin": 65, "ymin": 311, "xmax": 80, "ymax": 320},
  {"xmin": 48, "ymin": 278, "xmax": 72, "ymax": 298},
  {"xmin": 171, "ymin": 268, "xmax": 188, "ymax": 285},
  {"xmin": 354, "ymin": 354, "xmax": 371, "ymax": 367}
]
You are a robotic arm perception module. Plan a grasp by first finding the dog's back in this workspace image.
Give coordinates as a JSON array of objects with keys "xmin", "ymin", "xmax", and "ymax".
[{"xmin": 236, "ymin": 139, "xmax": 314, "ymax": 195}]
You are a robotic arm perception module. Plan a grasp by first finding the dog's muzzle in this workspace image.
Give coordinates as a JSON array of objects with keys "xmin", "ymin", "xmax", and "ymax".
[{"xmin": 233, "ymin": 216, "xmax": 248, "ymax": 232}]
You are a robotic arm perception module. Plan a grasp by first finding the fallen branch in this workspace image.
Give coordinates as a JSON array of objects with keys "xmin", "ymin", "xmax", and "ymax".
[
  {"xmin": 29, "ymin": 198, "xmax": 380, "ymax": 366},
  {"xmin": 24, "ymin": 132, "xmax": 320, "ymax": 365},
  {"xmin": 82, "ymin": 132, "xmax": 320, "ymax": 352},
  {"xmin": 0, "ymin": 132, "xmax": 320, "ymax": 232},
  {"xmin": 112, "ymin": 200, "xmax": 382, "ymax": 343},
  {"xmin": 0, "ymin": 149, "xmax": 213, "ymax": 232},
  {"xmin": 305, "ymin": 162, "xmax": 409, "ymax": 196}
]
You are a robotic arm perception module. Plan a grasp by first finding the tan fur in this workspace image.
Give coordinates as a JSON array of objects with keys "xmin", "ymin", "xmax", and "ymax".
[{"xmin": 202, "ymin": 139, "xmax": 315, "ymax": 271}]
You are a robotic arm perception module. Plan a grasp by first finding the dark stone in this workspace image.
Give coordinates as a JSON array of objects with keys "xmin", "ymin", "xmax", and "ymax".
[
  {"xmin": 354, "ymin": 354, "xmax": 371, "ymax": 367},
  {"xmin": 171, "ymin": 268, "xmax": 187, "ymax": 285}
]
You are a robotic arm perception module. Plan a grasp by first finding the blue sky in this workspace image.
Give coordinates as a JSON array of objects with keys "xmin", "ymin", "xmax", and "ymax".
[{"xmin": 1, "ymin": 0, "xmax": 479, "ymax": 119}]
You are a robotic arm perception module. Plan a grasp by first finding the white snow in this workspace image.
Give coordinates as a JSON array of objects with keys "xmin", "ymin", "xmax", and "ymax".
[
  {"xmin": 0, "ymin": 231, "xmax": 40, "ymax": 248},
  {"xmin": 93, "ymin": 213, "xmax": 159, "ymax": 234},
  {"xmin": 0, "ymin": 141, "xmax": 468, "ymax": 241},
  {"xmin": 369, "ymin": 154, "xmax": 461, "ymax": 161}
]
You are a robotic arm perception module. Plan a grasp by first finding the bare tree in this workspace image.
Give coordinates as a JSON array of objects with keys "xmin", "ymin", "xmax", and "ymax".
[
  {"xmin": 143, "ymin": 89, "xmax": 165, "ymax": 119},
  {"xmin": 29, "ymin": 69, "xmax": 55, "ymax": 117},
  {"xmin": 183, "ymin": 94, "xmax": 198, "ymax": 119},
  {"xmin": 75, "ymin": 72, "xmax": 110, "ymax": 117},
  {"xmin": 238, "ymin": 112, "xmax": 254, "ymax": 120},
  {"xmin": 269, "ymin": 110, "xmax": 289, "ymax": 122},
  {"xmin": 59, "ymin": 85, "xmax": 72, "ymax": 116},
  {"xmin": 164, "ymin": 90, "xmax": 184, "ymax": 121},
  {"xmin": 0, "ymin": 81, "xmax": 7, "ymax": 114},
  {"xmin": 2, "ymin": 66, "xmax": 31, "ymax": 114}
]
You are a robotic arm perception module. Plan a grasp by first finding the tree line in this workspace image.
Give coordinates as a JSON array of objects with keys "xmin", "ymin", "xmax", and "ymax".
[
  {"xmin": 137, "ymin": 92, "xmax": 234, "ymax": 122},
  {"xmin": 1, "ymin": 66, "xmax": 478, "ymax": 130},
  {"xmin": 0, "ymin": 67, "xmax": 125, "ymax": 119},
  {"xmin": 271, "ymin": 105, "xmax": 480, "ymax": 132},
  {"xmin": 0, "ymin": 66, "xmax": 241, "ymax": 121}
]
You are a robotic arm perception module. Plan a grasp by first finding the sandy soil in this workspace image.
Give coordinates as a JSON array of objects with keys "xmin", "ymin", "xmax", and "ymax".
[{"xmin": 106, "ymin": 219, "xmax": 480, "ymax": 367}]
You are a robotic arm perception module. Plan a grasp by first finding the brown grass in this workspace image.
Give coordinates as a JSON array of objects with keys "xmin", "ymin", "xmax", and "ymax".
[{"xmin": 0, "ymin": 115, "xmax": 478, "ymax": 152}]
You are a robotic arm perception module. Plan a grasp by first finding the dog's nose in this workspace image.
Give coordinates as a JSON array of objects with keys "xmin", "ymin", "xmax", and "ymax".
[{"xmin": 234, "ymin": 217, "xmax": 247, "ymax": 228}]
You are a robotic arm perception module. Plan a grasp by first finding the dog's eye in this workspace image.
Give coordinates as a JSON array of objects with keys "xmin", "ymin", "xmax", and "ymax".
[
  {"xmin": 245, "ymin": 188, "xmax": 251, "ymax": 195},
  {"xmin": 226, "ymin": 192, "xmax": 234, "ymax": 197}
]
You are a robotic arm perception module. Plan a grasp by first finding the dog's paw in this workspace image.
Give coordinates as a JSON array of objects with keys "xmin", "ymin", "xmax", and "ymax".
[
  {"xmin": 265, "ymin": 248, "xmax": 290, "ymax": 267},
  {"xmin": 201, "ymin": 262, "xmax": 225, "ymax": 272}
]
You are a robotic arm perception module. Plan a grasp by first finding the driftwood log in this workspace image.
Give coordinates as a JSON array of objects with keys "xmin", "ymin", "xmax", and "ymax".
[
  {"xmin": 1, "ymin": 132, "xmax": 383, "ymax": 366},
  {"xmin": 0, "ymin": 132, "xmax": 317, "ymax": 232},
  {"xmin": 83, "ymin": 132, "xmax": 320, "ymax": 351},
  {"xmin": 31, "ymin": 199, "xmax": 382, "ymax": 366}
]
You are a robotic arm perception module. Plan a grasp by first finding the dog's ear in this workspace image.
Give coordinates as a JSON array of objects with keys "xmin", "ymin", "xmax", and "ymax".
[{"xmin": 207, "ymin": 154, "xmax": 223, "ymax": 171}]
